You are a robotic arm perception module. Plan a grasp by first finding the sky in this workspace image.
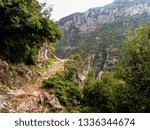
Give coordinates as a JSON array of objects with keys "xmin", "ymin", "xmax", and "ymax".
[{"xmin": 38, "ymin": 0, "xmax": 114, "ymax": 21}]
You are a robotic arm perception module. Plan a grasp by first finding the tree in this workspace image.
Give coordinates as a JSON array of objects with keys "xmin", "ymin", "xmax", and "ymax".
[
  {"xmin": 82, "ymin": 24, "xmax": 150, "ymax": 113},
  {"xmin": 82, "ymin": 72, "xmax": 126, "ymax": 113},
  {"xmin": 64, "ymin": 54, "xmax": 83, "ymax": 80},
  {"xmin": 116, "ymin": 24, "xmax": 150, "ymax": 112},
  {"xmin": 0, "ymin": 0, "xmax": 62, "ymax": 64},
  {"xmin": 117, "ymin": 24, "xmax": 150, "ymax": 96}
]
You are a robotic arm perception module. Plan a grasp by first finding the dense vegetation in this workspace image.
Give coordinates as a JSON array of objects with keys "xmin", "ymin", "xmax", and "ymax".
[
  {"xmin": 56, "ymin": 13, "xmax": 150, "ymax": 72},
  {"xmin": 1, "ymin": 0, "xmax": 149, "ymax": 113},
  {"xmin": 84, "ymin": 24, "xmax": 150, "ymax": 112},
  {"xmin": 0, "ymin": 0, "xmax": 62, "ymax": 64},
  {"xmin": 45, "ymin": 24, "xmax": 150, "ymax": 113},
  {"xmin": 43, "ymin": 54, "xmax": 83, "ymax": 112},
  {"xmin": 85, "ymin": 24, "xmax": 150, "ymax": 112}
]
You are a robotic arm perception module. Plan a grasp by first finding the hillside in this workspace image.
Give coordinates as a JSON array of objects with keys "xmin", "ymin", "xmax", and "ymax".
[
  {"xmin": 0, "ymin": 0, "xmax": 65, "ymax": 113},
  {"xmin": 0, "ymin": 0, "xmax": 150, "ymax": 113},
  {"xmin": 0, "ymin": 57, "xmax": 66, "ymax": 112},
  {"xmin": 55, "ymin": 0, "xmax": 150, "ymax": 73}
]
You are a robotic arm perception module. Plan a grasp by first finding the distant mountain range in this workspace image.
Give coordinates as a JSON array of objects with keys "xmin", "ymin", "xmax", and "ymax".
[{"xmin": 55, "ymin": 0, "xmax": 150, "ymax": 73}]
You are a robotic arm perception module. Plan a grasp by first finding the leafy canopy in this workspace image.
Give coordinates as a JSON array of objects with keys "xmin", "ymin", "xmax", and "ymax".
[
  {"xmin": 0, "ymin": 0, "xmax": 62, "ymax": 64},
  {"xmin": 117, "ymin": 24, "xmax": 150, "ymax": 95},
  {"xmin": 82, "ymin": 24, "xmax": 150, "ymax": 113}
]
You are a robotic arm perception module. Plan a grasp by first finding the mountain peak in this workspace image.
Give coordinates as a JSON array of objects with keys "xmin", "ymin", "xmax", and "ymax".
[{"xmin": 58, "ymin": 0, "xmax": 150, "ymax": 33}]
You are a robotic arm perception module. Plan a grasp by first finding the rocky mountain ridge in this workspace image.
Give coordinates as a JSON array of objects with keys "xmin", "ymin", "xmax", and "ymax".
[
  {"xmin": 58, "ymin": 0, "xmax": 150, "ymax": 34},
  {"xmin": 56, "ymin": 0, "xmax": 150, "ymax": 73}
]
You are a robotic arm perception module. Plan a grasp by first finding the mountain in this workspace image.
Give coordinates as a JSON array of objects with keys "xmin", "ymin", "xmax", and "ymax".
[
  {"xmin": 57, "ymin": 0, "xmax": 150, "ymax": 34},
  {"xmin": 55, "ymin": 0, "xmax": 150, "ymax": 73}
]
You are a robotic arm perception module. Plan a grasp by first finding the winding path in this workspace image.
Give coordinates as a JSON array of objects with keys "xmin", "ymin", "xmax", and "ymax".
[{"xmin": 7, "ymin": 60, "xmax": 66, "ymax": 112}]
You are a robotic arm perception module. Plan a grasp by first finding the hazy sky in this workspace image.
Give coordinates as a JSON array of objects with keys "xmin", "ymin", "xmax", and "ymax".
[{"xmin": 38, "ymin": 0, "xmax": 114, "ymax": 21}]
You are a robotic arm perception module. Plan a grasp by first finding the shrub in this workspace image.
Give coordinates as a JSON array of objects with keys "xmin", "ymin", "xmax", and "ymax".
[
  {"xmin": 43, "ymin": 76, "xmax": 83, "ymax": 112},
  {"xmin": 0, "ymin": 0, "xmax": 62, "ymax": 64}
]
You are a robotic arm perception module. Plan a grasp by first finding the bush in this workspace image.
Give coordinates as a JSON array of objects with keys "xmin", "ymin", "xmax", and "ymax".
[
  {"xmin": 43, "ymin": 54, "xmax": 84, "ymax": 112},
  {"xmin": 64, "ymin": 54, "xmax": 83, "ymax": 80},
  {"xmin": 43, "ymin": 76, "xmax": 83, "ymax": 112},
  {"xmin": 82, "ymin": 72, "xmax": 126, "ymax": 112},
  {"xmin": 0, "ymin": 0, "xmax": 62, "ymax": 64},
  {"xmin": 117, "ymin": 25, "xmax": 150, "ymax": 94}
]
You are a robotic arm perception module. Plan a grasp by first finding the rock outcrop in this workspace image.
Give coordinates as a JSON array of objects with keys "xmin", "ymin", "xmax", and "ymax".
[{"xmin": 58, "ymin": 0, "xmax": 150, "ymax": 34}]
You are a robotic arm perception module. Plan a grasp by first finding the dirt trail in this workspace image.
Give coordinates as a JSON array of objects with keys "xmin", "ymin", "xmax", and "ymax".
[
  {"xmin": 7, "ymin": 60, "xmax": 66, "ymax": 112},
  {"xmin": 24, "ymin": 60, "xmax": 64, "ymax": 95}
]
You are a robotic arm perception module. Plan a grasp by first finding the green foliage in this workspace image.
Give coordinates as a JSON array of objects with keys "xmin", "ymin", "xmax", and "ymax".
[
  {"xmin": 82, "ymin": 72, "xmax": 150, "ymax": 113},
  {"xmin": 56, "ymin": 13, "xmax": 150, "ymax": 72},
  {"xmin": 43, "ymin": 54, "xmax": 83, "ymax": 112},
  {"xmin": 82, "ymin": 72, "xmax": 126, "ymax": 112},
  {"xmin": 47, "ymin": 14, "xmax": 150, "ymax": 113},
  {"xmin": 45, "ymin": 24, "xmax": 150, "ymax": 112},
  {"xmin": 82, "ymin": 24, "xmax": 150, "ymax": 113},
  {"xmin": 0, "ymin": 0, "xmax": 62, "ymax": 64},
  {"xmin": 43, "ymin": 76, "xmax": 82, "ymax": 112},
  {"xmin": 114, "ymin": 24, "xmax": 150, "ymax": 112},
  {"xmin": 64, "ymin": 54, "xmax": 83, "ymax": 80},
  {"xmin": 117, "ymin": 24, "xmax": 150, "ymax": 96}
]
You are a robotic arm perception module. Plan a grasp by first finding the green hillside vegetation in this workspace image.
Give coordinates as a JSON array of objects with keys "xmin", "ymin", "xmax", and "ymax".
[
  {"xmin": 85, "ymin": 24, "xmax": 150, "ymax": 112},
  {"xmin": 0, "ymin": 0, "xmax": 62, "ymax": 64},
  {"xmin": 43, "ymin": 54, "xmax": 83, "ymax": 112},
  {"xmin": 0, "ymin": 0, "xmax": 149, "ymax": 113},
  {"xmin": 45, "ymin": 24, "xmax": 150, "ymax": 112},
  {"xmin": 56, "ymin": 13, "xmax": 150, "ymax": 72}
]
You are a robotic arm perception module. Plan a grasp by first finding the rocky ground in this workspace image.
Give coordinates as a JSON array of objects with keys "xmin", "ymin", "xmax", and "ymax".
[{"xmin": 0, "ymin": 59, "xmax": 67, "ymax": 113}]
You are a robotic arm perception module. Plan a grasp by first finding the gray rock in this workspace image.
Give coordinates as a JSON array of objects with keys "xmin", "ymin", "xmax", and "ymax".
[
  {"xmin": 0, "ymin": 59, "xmax": 9, "ymax": 72},
  {"xmin": 58, "ymin": 0, "xmax": 150, "ymax": 34}
]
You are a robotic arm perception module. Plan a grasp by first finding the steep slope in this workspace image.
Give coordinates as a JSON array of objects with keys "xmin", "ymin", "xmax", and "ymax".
[
  {"xmin": 55, "ymin": 0, "xmax": 150, "ymax": 73},
  {"xmin": 0, "ymin": 0, "xmax": 65, "ymax": 113},
  {"xmin": 0, "ymin": 59, "xmax": 66, "ymax": 113},
  {"xmin": 57, "ymin": 0, "xmax": 150, "ymax": 33}
]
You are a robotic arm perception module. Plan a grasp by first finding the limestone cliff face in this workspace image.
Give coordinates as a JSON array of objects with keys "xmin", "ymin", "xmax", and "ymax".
[
  {"xmin": 56, "ymin": 0, "xmax": 150, "ymax": 73},
  {"xmin": 58, "ymin": 0, "xmax": 150, "ymax": 34}
]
